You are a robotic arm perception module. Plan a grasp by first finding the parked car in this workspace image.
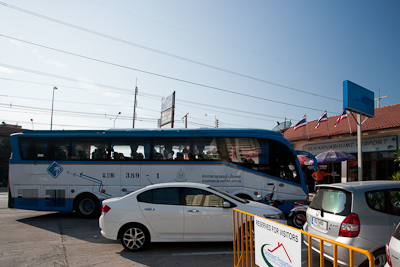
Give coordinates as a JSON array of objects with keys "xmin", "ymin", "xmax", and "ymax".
[
  {"xmin": 288, "ymin": 200, "xmax": 309, "ymax": 229},
  {"xmin": 385, "ymin": 222, "xmax": 400, "ymax": 267},
  {"xmin": 99, "ymin": 182, "xmax": 286, "ymax": 251},
  {"xmin": 303, "ymin": 181, "xmax": 400, "ymax": 267}
]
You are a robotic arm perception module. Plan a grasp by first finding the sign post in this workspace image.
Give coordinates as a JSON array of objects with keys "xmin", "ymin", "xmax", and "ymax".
[
  {"xmin": 160, "ymin": 91, "xmax": 175, "ymax": 128},
  {"xmin": 343, "ymin": 80, "xmax": 374, "ymax": 181}
]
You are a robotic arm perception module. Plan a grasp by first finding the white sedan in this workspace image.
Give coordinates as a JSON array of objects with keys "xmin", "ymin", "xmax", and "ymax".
[{"xmin": 99, "ymin": 182, "xmax": 286, "ymax": 251}]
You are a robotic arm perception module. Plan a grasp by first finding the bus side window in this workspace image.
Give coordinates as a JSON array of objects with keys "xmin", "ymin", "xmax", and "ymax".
[
  {"xmin": 193, "ymin": 137, "xmax": 220, "ymax": 161},
  {"xmin": 153, "ymin": 137, "xmax": 191, "ymax": 161},
  {"xmin": 224, "ymin": 137, "xmax": 260, "ymax": 167},
  {"xmin": 20, "ymin": 138, "xmax": 48, "ymax": 160},
  {"xmin": 71, "ymin": 138, "xmax": 109, "ymax": 160},
  {"xmin": 19, "ymin": 138, "xmax": 29, "ymax": 160},
  {"xmin": 52, "ymin": 139, "xmax": 69, "ymax": 160}
]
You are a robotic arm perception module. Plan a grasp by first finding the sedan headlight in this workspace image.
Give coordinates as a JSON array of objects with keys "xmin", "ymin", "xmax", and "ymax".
[{"xmin": 263, "ymin": 212, "xmax": 285, "ymax": 220}]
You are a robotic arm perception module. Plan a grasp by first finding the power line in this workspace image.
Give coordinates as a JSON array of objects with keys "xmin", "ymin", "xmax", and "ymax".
[
  {"xmin": 0, "ymin": 4, "xmax": 341, "ymax": 101},
  {"xmin": 0, "ymin": 58, "xmax": 331, "ymax": 114},
  {"xmin": 88, "ymin": 0, "xmax": 342, "ymax": 81},
  {"xmin": 1, "ymin": 77, "xmax": 296, "ymax": 122}
]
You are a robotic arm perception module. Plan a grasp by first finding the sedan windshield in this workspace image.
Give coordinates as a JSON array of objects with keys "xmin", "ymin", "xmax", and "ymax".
[{"xmin": 209, "ymin": 186, "xmax": 247, "ymax": 204}]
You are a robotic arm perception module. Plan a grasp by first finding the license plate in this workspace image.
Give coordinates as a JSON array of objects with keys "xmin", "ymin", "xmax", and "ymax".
[{"xmin": 312, "ymin": 217, "xmax": 328, "ymax": 230}]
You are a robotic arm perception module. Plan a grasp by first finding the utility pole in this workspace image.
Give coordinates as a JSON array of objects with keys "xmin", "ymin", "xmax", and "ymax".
[
  {"xmin": 132, "ymin": 85, "xmax": 138, "ymax": 128},
  {"xmin": 375, "ymin": 89, "xmax": 388, "ymax": 108},
  {"xmin": 182, "ymin": 113, "xmax": 189, "ymax": 128}
]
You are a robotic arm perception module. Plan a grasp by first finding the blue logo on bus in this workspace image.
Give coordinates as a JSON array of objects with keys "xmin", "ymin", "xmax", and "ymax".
[{"xmin": 47, "ymin": 162, "xmax": 63, "ymax": 179}]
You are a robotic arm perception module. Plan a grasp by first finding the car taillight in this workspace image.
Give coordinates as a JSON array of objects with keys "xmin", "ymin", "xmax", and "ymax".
[
  {"xmin": 102, "ymin": 204, "xmax": 111, "ymax": 214},
  {"xmin": 339, "ymin": 213, "xmax": 360, "ymax": 237},
  {"xmin": 386, "ymin": 238, "xmax": 392, "ymax": 267}
]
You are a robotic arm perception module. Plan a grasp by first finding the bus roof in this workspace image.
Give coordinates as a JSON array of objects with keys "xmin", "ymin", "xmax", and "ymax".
[
  {"xmin": 10, "ymin": 128, "xmax": 292, "ymax": 148},
  {"xmin": 13, "ymin": 128, "xmax": 283, "ymax": 137}
]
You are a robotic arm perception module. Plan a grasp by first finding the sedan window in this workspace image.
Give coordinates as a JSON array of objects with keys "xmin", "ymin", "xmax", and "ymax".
[
  {"xmin": 137, "ymin": 188, "xmax": 180, "ymax": 205},
  {"xmin": 183, "ymin": 188, "xmax": 224, "ymax": 207}
]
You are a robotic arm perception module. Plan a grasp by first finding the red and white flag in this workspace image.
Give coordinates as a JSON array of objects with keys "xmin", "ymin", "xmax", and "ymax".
[
  {"xmin": 334, "ymin": 109, "xmax": 348, "ymax": 127},
  {"xmin": 294, "ymin": 115, "xmax": 307, "ymax": 131},
  {"xmin": 315, "ymin": 111, "xmax": 328, "ymax": 130}
]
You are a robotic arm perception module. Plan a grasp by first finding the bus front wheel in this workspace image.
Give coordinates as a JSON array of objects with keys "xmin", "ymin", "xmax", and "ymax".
[{"xmin": 74, "ymin": 194, "xmax": 100, "ymax": 219}]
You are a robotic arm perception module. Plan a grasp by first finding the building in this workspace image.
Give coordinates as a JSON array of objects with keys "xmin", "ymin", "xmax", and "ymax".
[
  {"xmin": 0, "ymin": 123, "xmax": 23, "ymax": 186},
  {"xmin": 283, "ymin": 104, "xmax": 400, "ymax": 188}
]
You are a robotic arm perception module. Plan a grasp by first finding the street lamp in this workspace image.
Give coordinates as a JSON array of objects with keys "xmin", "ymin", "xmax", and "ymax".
[
  {"xmin": 50, "ymin": 86, "xmax": 57, "ymax": 130},
  {"xmin": 30, "ymin": 119, "xmax": 34, "ymax": 130},
  {"xmin": 205, "ymin": 114, "xmax": 218, "ymax": 128},
  {"xmin": 114, "ymin": 112, "xmax": 121, "ymax": 128}
]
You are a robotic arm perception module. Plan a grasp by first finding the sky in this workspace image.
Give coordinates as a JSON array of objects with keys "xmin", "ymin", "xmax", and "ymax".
[{"xmin": 0, "ymin": 0, "xmax": 399, "ymax": 131}]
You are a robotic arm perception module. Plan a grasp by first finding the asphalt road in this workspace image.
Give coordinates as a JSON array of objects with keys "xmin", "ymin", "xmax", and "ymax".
[{"xmin": 0, "ymin": 189, "xmax": 330, "ymax": 267}]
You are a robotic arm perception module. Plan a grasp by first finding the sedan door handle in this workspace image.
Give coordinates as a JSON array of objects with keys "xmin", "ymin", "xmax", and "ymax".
[
  {"xmin": 188, "ymin": 209, "xmax": 199, "ymax": 213},
  {"xmin": 143, "ymin": 208, "xmax": 155, "ymax": 211}
]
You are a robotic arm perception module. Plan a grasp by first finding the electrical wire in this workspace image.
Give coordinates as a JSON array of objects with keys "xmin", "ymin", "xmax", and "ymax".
[{"xmin": 0, "ymin": 5, "xmax": 341, "ymax": 102}]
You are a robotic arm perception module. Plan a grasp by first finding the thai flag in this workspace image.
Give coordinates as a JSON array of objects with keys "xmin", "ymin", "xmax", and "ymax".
[
  {"xmin": 315, "ymin": 110, "xmax": 328, "ymax": 130},
  {"xmin": 334, "ymin": 109, "xmax": 348, "ymax": 127},
  {"xmin": 293, "ymin": 115, "xmax": 307, "ymax": 131}
]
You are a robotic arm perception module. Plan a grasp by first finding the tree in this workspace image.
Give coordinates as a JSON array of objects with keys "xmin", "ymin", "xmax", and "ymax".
[
  {"xmin": 391, "ymin": 147, "xmax": 400, "ymax": 181},
  {"xmin": 0, "ymin": 138, "xmax": 11, "ymax": 186}
]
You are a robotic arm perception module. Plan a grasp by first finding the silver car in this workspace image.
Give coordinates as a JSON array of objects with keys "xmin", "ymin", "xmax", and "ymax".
[{"xmin": 303, "ymin": 181, "xmax": 400, "ymax": 267}]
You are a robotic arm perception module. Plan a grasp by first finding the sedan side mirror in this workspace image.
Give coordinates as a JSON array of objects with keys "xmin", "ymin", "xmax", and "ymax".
[{"xmin": 223, "ymin": 201, "xmax": 231, "ymax": 208}]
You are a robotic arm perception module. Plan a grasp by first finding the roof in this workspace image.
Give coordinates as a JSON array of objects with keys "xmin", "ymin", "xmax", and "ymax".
[
  {"xmin": 0, "ymin": 124, "xmax": 23, "ymax": 138},
  {"xmin": 317, "ymin": 180, "xmax": 400, "ymax": 191},
  {"xmin": 283, "ymin": 103, "xmax": 400, "ymax": 142}
]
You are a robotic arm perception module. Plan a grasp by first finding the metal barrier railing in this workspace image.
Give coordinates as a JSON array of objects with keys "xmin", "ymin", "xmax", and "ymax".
[{"xmin": 233, "ymin": 208, "xmax": 375, "ymax": 267}]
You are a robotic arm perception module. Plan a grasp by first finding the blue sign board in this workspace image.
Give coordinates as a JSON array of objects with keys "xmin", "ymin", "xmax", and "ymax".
[{"xmin": 343, "ymin": 80, "xmax": 374, "ymax": 117}]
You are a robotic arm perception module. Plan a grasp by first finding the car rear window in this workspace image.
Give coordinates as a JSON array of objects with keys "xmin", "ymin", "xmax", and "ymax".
[{"xmin": 309, "ymin": 188, "xmax": 352, "ymax": 216}]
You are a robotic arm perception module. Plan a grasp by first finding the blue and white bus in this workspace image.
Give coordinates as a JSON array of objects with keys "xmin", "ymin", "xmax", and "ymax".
[{"xmin": 8, "ymin": 128, "xmax": 317, "ymax": 218}]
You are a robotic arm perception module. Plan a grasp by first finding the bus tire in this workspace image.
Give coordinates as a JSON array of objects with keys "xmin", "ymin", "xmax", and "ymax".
[
  {"xmin": 119, "ymin": 223, "xmax": 150, "ymax": 252},
  {"xmin": 74, "ymin": 194, "xmax": 100, "ymax": 219}
]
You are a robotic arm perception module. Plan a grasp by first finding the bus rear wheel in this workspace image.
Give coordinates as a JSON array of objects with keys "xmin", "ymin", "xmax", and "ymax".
[{"xmin": 74, "ymin": 194, "xmax": 100, "ymax": 219}]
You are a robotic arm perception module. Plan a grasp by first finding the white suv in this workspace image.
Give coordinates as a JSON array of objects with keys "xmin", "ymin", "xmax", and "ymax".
[{"xmin": 303, "ymin": 181, "xmax": 400, "ymax": 267}]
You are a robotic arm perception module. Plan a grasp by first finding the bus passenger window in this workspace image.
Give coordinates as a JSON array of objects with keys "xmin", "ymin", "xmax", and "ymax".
[
  {"xmin": 70, "ymin": 138, "xmax": 109, "ymax": 160},
  {"xmin": 19, "ymin": 138, "xmax": 49, "ymax": 160},
  {"xmin": 153, "ymin": 137, "xmax": 191, "ymax": 161},
  {"xmin": 224, "ymin": 137, "xmax": 260, "ymax": 167},
  {"xmin": 52, "ymin": 139, "xmax": 69, "ymax": 160},
  {"xmin": 193, "ymin": 137, "xmax": 220, "ymax": 160},
  {"xmin": 110, "ymin": 138, "xmax": 148, "ymax": 160}
]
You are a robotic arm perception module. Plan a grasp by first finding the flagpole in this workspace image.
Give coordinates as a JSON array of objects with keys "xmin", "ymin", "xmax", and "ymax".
[
  {"xmin": 348, "ymin": 113, "xmax": 352, "ymax": 135},
  {"xmin": 347, "ymin": 111, "xmax": 353, "ymax": 136},
  {"xmin": 326, "ymin": 111, "xmax": 330, "ymax": 136},
  {"xmin": 306, "ymin": 115, "xmax": 309, "ymax": 140}
]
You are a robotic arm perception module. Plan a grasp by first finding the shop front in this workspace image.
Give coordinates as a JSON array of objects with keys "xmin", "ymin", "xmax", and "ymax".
[{"xmin": 297, "ymin": 135, "xmax": 398, "ymax": 191}]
